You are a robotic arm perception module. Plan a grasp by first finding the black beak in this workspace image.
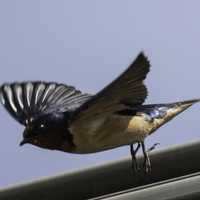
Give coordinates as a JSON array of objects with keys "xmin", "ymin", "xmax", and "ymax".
[
  {"xmin": 19, "ymin": 139, "xmax": 26, "ymax": 146},
  {"xmin": 19, "ymin": 138, "xmax": 30, "ymax": 146},
  {"xmin": 20, "ymin": 128, "xmax": 31, "ymax": 146}
]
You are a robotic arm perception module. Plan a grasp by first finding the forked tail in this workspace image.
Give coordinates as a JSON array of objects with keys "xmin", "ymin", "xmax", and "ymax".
[{"xmin": 149, "ymin": 98, "xmax": 200, "ymax": 134}]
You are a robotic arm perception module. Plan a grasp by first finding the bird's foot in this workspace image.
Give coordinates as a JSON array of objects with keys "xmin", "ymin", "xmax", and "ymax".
[
  {"xmin": 130, "ymin": 143, "xmax": 141, "ymax": 174},
  {"xmin": 130, "ymin": 142, "xmax": 160, "ymax": 174},
  {"xmin": 143, "ymin": 153, "xmax": 151, "ymax": 173},
  {"xmin": 142, "ymin": 142, "xmax": 151, "ymax": 174},
  {"xmin": 148, "ymin": 143, "xmax": 160, "ymax": 152}
]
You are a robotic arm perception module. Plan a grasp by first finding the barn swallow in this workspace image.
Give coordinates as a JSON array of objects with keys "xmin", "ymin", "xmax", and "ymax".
[{"xmin": 0, "ymin": 52, "xmax": 199, "ymax": 173}]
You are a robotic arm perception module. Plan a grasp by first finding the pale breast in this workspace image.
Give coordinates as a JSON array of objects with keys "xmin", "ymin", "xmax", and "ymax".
[
  {"xmin": 126, "ymin": 115, "xmax": 153, "ymax": 139},
  {"xmin": 69, "ymin": 115, "xmax": 150, "ymax": 154}
]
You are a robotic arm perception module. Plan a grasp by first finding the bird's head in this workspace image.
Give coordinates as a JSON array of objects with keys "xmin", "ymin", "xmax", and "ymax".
[
  {"xmin": 20, "ymin": 113, "xmax": 69, "ymax": 150},
  {"xmin": 0, "ymin": 82, "xmax": 91, "ymax": 151}
]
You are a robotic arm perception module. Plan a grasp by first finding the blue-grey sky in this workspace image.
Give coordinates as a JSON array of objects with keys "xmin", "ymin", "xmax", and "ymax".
[{"xmin": 0, "ymin": 0, "xmax": 200, "ymax": 187}]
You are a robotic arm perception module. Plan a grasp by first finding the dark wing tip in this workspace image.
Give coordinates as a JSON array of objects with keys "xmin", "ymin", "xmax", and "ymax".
[
  {"xmin": 135, "ymin": 51, "xmax": 151, "ymax": 71},
  {"xmin": 121, "ymin": 51, "xmax": 150, "ymax": 105},
  {"xmin": 125, "ymin": 51, "xmax": 151, "ymax": 85}
]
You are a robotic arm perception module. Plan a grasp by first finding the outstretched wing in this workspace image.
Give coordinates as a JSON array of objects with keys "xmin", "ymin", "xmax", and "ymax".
[
  {"xmin": 0, "ymin": 82, "xmax": 92, "ymax": 125},
  {"xmin": 71, "ymin": 52, "xmax": 150, "ymax": 126}
]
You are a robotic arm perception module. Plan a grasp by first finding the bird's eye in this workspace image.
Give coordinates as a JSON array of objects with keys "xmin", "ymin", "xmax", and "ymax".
[{"xmin": 40, "ymin": 124, "xmax": 45, "ymax": 128}]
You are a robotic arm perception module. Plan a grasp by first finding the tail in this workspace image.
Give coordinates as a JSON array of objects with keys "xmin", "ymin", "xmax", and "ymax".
[
  {"xmin": 174, "ymin": 98, "xmax": 200, "ymax": 110},
  {"xmin": 149, "ymin": 98, "xmax": 200, "ymax": 134},
  {"xmin": 170, "ymin": 98, "xmax": 200, "ymax": 114}
]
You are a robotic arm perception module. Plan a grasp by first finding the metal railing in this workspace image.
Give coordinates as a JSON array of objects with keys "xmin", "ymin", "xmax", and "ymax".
[{"xmin": 1, "ymin": 140, "xmax": 200, "ymax": 200}]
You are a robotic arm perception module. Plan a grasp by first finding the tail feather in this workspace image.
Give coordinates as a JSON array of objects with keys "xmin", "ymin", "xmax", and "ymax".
[
  {"xmin": 175, "ymin": 98, "xmax": 200, "ymax": 107},
  {"xmin": 149, "ymin": 98, "xmax": 200, "ymax": 134}
]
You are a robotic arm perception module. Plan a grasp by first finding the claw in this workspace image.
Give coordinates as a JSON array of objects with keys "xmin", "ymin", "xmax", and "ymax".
[
  {"xmin": 130, "ymin": 141, "xmax": 156, "ymax": 174},
  {"xmin": 148, "ymin": 143, "xmax": 160, "ymax": 152}
]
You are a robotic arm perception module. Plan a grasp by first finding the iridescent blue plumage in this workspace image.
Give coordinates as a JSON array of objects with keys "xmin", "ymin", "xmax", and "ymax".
[
  {"xmin": 136, "ymin": 104, "xmax": 173, "ymax": 120},
  {"xmin": 116, "ymin": 104, "xmax": 172, "ymax": 120}
]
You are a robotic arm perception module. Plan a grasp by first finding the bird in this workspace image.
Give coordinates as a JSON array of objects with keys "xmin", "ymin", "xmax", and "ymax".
[{"xmin": 0, "ymin": 52, "xmax": 199, "ymax": 173}]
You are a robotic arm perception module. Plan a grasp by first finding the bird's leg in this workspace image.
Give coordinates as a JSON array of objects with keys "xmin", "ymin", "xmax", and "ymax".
[
  {"xmin": 141, "ymin": 142, "xmax": 151, "ymax": 173},
  {"xmin": 148, "ymin": 143, "xmax": 160, "ymax": 152},
  {"xmin": 130, "ymin": 143, "xmax": 141, "ymax": 173}
]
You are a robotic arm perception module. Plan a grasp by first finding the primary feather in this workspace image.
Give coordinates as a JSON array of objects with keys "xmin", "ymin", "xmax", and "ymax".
[
  {"xmin": 71, "ymin": 52, "xmax": 150, "ymax": 126},
  {"xmin": 0, "ymin": 82, "xmax": 92, "ymax": 125}
]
